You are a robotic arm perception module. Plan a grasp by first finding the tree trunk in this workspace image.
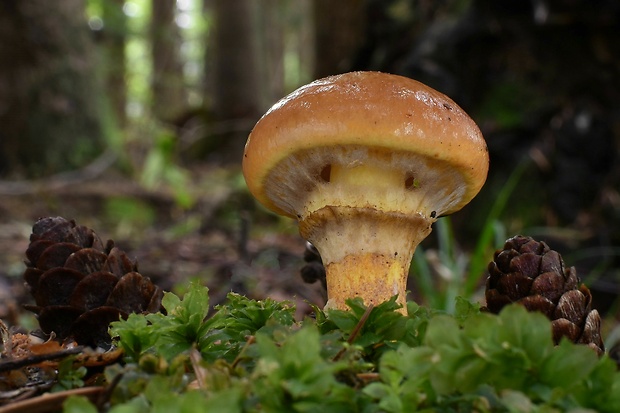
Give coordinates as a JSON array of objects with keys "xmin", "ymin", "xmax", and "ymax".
[
  {"xmin": 102, "ymin": 0, "xmax": 127, "ymax": 127},
  {"xmin": 289, "ymin": 0, "xmax": 315, "ymax": 88},
  {"xmin": 0, "ymin": 0, "xmax": 105, "ymax": 178},
  {"xmin": 151, "ymin": 0, "xmax": 187, "ymax": 122},
  {"xmin": 204, "ymin": 0, "xmax": 262, "ymax": 162},
  {"xmin": 312, "ymin": 0, "xmax": 365, "ymax": 79},
  {"xmin": 257, "ymin": 0, "xmax": 285, "ymax": 105}
]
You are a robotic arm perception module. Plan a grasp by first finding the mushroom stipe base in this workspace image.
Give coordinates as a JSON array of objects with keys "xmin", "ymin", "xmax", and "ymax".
[
  {"xmin": 299, "ymin": 205, "xmax": 433, "ymax": 314},
  {"xmin": 324, "ymin": 253, "xmax": 408, "ymax": 312}
]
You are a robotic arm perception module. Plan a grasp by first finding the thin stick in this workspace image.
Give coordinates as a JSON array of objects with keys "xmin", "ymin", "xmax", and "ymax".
[
  {"xmin": 0, "ymin": 347, "xmax": 84, "ymax": 373},
  {"xmin": 332, "ymin": 304, "xmax": 374, "ymax": 362}
]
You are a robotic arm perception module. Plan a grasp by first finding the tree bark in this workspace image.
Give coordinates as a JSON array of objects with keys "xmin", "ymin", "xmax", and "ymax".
[
  {"xmin": 204, "ymin": 0, "xmax": 262, "ymax": 162},
  {"xmin": 0, "ymin": 0, "xmax": 105, "ymax": 178},
  {"xmin": 312, "ymin": 0, "xmax": 366, "ymax": 79},
  {"xmin": 151, "ymin": 0, "xmax": 187, "ymax": 122},
  {"xmin": 102, "ymin": 0, "xmax": 127, "ymax": 127},
  {"xmin": 257, "ymin": 0, "xmax": 285, "ymax": 105}
]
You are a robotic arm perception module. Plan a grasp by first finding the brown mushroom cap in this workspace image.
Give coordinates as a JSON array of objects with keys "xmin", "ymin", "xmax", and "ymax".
[{"xmin": 243, "ymin": 71, "xmax": 489, "ymax": 220}]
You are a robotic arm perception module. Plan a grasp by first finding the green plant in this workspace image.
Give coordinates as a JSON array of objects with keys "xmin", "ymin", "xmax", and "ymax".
[
  {"xmin": 140, "ymin": 131, "xmax": 194, "ymax": 209},
  {"xmin": 104, "ymin": 196, "xmax": 157, "ymax": 237},
  {"xmin": 411, "ymin": 160, "xmax": 528, "ymax": 312},
  {"xmin": 53, "ymin": 356, "xmax": 87, "ymax": 392},
  {"xmin": 65, "ymin": 283, "xmax": 620, "ymax": 412}
]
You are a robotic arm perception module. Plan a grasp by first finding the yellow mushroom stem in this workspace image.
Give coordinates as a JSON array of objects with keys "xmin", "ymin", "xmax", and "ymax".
[{"xmin": 298, "ymin": 162, "xmax": 434, "ymax": 314}]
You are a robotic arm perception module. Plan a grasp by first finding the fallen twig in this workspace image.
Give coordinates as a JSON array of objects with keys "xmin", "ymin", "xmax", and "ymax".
[
  {"xmin": 0, "ymin": 150, "xmax": 117, "ymax": 195},
  {"xmin": 0, "ymin": 347, "xmax": 84, "ymax": 373},
  {"xmin": 0, "ymin": 386, "xmax": 105, "ymax": 413}
]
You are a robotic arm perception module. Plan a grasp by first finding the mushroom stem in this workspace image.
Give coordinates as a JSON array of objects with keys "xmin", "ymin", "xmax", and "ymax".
[{"xmin": 299, "ymin": 206, "xmax": 433, "ymax": 313}]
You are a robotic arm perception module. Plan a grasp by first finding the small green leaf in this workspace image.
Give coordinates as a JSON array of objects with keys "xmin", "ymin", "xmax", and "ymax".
[
  {"xmin": 495, "ymin": 305, "xmax": 553, "ymax": 365},
  {"xmin": 572, "ymin": 356, "xmax": 620, "ymax": 412},
  {"xmin": 108, "ymin": 395, "xmax": 150, "ymax": 413},
  {"xmin": 498, "ymin": 389, "xmax": 535, "ymax": 412},
  {"xmin": 196, "ymin": 389, "xmax": 243, "ymax": 413},
  {"xmin": 344, "ymin": 296, "xmax": 372, "ymax": 317},
  {"xmin": 326, "ymin": 307, "xmax": 359, "ymax": 334},
  {"xmin": 423, "ymin": 314, "xmax": 461, "ymax": 349},
  {"xmin": 453, "ymin": 296, "xmax": 480, "ymax": 324},
  {"xmin": 53, "ymin": 356, "xmax": 87, "ymax": 392},
  {"xmin": 381, "ymin": 345, "xmax": 434, "ymax": 385},
  {"xmin": 63, "ymin": 396, "xmax": 98, "ymax": 413},
  {"xmin": 253, "ymin": 325, "xmax": 354, "ymax": 411},
  {"xmin": 110, "ymin": 313, "xmax": 157, "ymax": 361},
  {"xmin": 199, "ymin": 293, "xmax": 295, "ymax": 363},
  {"xmin": 540, "ymin": 339, "xmax": 599, "ymax": 389},
  {"xmin": 161, "ymin": 292, "xmax": 181, "ymax": 315},
  {"xmin": 363, "ymin": 382, "xmax": 392, "ymax": 399},
  {"xmin": 162, "ymin": 282, "xmax": 210, "ymax": 328}
]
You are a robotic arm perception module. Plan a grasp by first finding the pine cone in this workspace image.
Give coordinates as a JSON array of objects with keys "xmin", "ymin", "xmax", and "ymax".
[
  {"xmin": 486, "ymin": 235, "xmax": 604, "ymax": 354},
  {"xmin": 23, "ymin": 217, "xmax": 164, "ymax": 348}
]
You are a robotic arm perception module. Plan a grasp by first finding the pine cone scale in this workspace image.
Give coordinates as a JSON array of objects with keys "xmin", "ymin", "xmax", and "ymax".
[
  {"xmin": 64, "ymin": 248, "xmax": 108, "ymax": 274},
  {"xmin": 539, "ymin": 250, "xmax": 563, "ymax": 273},
  {"xmin": 101, "ymin": 247, "xmax": 137, "ymax": 277},
  {"xmin": 36, "ymin": 242, "xmax": 81, "ymax": 270},
  {"xmin": 529, "ymin": 271, "xmax": 565, "ymax": 302},
  {"xmin": 35, "ymin": 268, "xmax": 85, "ymax": 307},
  {"xmin": 37, "ymin": 305, "xmax": 83, "ymax": 338},
  {"xmin": 105, "ymin": 272, "xmax": 158, "ymax": 314},
  {"xmin": 494, "ymin": 272, "xmax": 533, "ymax": 301},
  {"xmin": 551, "ymin": 318, "xmax": 581, "ymax": 342},
  {"xmin": 580, "ymin": 310, "xmax": 603, "ymax": 346},
  {"xmin": 508, "ymin": 253, "xmax": 541, "ymax": 278},
  {"xmin": 519, "ymin": 295, "xmax": 556, "ymax": 317},
  {"xmin": 554, "ymin": 290, "xmax": 587, "ymax": 325},
  {"xmin": 70, "ymin": 271, "xmax": 119, "ymax": 311}
]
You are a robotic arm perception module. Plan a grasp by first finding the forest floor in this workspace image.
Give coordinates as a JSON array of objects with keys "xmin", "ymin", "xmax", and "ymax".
[{"xmin": 0, "ymin": 164, "xmax": 326, "ymax": 330}]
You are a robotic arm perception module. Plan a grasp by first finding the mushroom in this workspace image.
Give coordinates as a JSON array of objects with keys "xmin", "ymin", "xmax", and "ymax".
[{"xmin": 242, "ymin": 71, "xmax": 489, "ymax": 312}]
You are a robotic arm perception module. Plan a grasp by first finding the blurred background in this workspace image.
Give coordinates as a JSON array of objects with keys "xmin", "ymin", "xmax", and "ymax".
[{"xmin": 0, "ymin": 0, "xmax": 618, "ymax": 333}]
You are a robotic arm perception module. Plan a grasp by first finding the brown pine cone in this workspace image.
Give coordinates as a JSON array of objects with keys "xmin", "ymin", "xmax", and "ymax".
[
  {"xmin": 485, "ymin": 235, "xmax": 604, "ymax": 355},
  {"xmin": 23, "ymin": 217, "xmax": 164, "ymax": 348}
]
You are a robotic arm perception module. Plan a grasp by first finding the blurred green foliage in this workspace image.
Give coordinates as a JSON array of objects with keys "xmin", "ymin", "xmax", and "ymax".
[
  {"xmin": 104, "ymin": 197, "xmax": 156, "ymax": 237},
  {"xmin": 140, "ymin": 131, "xmax": 194, "ymax": 209}
]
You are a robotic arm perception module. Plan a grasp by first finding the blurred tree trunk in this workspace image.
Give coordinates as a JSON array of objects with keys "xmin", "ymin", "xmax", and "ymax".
[
  {"xmin": 257, "ymin": 0, "xmax": 285, "ymax": 105},
  {"xmin": 312, "ymin": 0, "xmax": 365, "ymax": 78},
  {"xmin": 256, "ymin": 0, "xmax": 314, "ymax": 98},
  {"xmin": 204, "ymin": 0, "xmax": 262, "ymax": 162},
  {"xmin": 102, "ymin": 0, "xmax": 127, "ymax": 126},
  {"xmin": 151, "ymin": 0, "xmax": 187, "ymax": 122},
  {"xmin": 0, "ymin": 0, "xmax": 105, "ymax": 178},
  {"xmin": 290, "ymin": 0, "xmax": 315, "ymax": 88}
]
